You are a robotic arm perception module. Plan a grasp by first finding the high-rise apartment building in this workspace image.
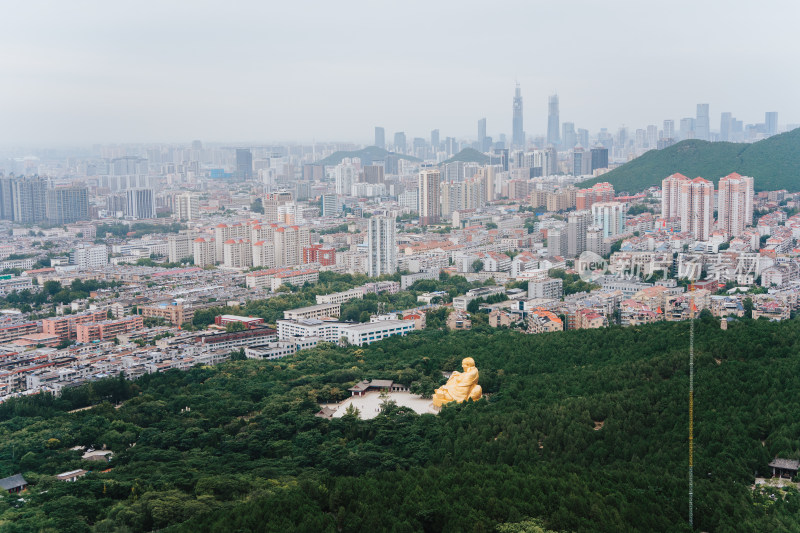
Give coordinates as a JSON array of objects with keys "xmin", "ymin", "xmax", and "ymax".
[
  {"xmin": 362, "ymin": 165, "xmax": 385, "ymax": 184},
  {"xmin": 0, "ymin": 177, "xmax": 15, "ymax": 220},
  {"xmin": 512, "ymin": 84, "xmax": 524, "ymax": 147},
  {"xmin": 418, "ymin": 169, "xmax": 441, "ymax": 225},
  {"xmin": 679, "ymin": 177, "xmax": 714, "ymax": 240},
  {"xmin": 661, "ymin": 173, "xmax": 688, "ymax": 220},
  {"xmin": 662, "ymin": 173, "xmax": 714, "ymax": 239},
  {"xmin": 235, "ymin": 148, "xmax": 253, "ymax": 180},
  {"xmin": 717, "ymin": 173, "xmax": 754, "ymax": 237},
  {"xmin": 431, "ymin": 129, "xmax": 440, "ymax": 150},
  {"xmin": 567, "ymin": 210, "xmax": 591, "ymax": 257},
  {"xmin": 695, "ymin": 104, "xmax": 710, "ymax": 141},
  {"xmin": 547, "ymin": 94, "xmax": 560, "ymax": 146},
  {"xmin": 192, "ymin": 237, "xmax": 215, "ymax": 267},
  {"xmin": 591, "ymin": 202, "xmax": 626, "ymax": 239},
  {"xmin": 367, "ymin": 216, "xmax": 397, "ymax": 277},
  {"xmin": 167, "ymin": 232, "xmax": 195, "ymax": 263},
  {"xmin": 547, "ymin": 227, "xmax": 567, "ymax": 257},
  {"xmin": 374, "ymin": 127, "xmax": 385, "ymax": 148},
  {"xmin": 45, "ymin": 186, "xmax": 89, "ymax": 225},
  {"xmin": 223, "ymin": 239, "xmax": 253, "ymax": 269},
  {"xmin": 478, "ymin": 118, "xmax": 487, "ymax": 150},
  {"xmin": 174, "ymin": 192, "xmax": 200, "ymax": 221},
  {"xmin": 12, "ymin": 176, "xmax": 48, "ymax": 223},
  {"xmin": 274, "ymin": 225, "xmax": 310, "ymax": 267},
  {"xmin": 125, "ymin": 188, "xmax": 155, "ymax": 219}
]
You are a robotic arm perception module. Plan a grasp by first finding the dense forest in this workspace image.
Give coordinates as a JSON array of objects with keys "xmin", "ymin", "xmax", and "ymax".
[
  {"xmin": 2, "ymin": 317, "xmax": 800, "ymax": 531},
  {"xmin": 579, "ymin": 127, "xmax": 800, "ymax": 193}
]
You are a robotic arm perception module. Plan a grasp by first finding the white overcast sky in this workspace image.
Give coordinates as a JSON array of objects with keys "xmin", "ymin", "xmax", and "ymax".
[{"xmin": 1, "ymin": 0, "xmax": 798, "ymax": 145}]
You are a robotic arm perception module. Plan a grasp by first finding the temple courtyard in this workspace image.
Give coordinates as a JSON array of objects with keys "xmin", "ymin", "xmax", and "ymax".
[{"xmin": 318, "ymin": 391, "xmax": 437, "ymax": 420}]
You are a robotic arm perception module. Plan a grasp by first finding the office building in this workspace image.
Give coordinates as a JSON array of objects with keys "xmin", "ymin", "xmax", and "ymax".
[
  {"xmin": 663, "ymin": 119, "xmax": 675, "ymax": 140},
  {"xmin": 235, "ymin": 148, "xmax": 253, "ymax": 180},
  {"xmin": 765, "ymin": 112, "xmax": 778, "ymax": 136},
  {"xmin": 591, "ymin": 202, "xmax": 626, "ymax": 239},
  {"xmin": 717, "ymin": 173, "xmax": 754, "ymax": 237},
  {"xmin": 125, "ymin": 188, "xmax": 155, "ymax": 219},
  {"xmin": 321, "ymin": 194, "xmax": 342, "ymax": 217},
  {"xmin": 367, "ymin": 216, "xmax": 397, "ymax": 277},
  {"xmin": 590, "ymin": 147, "xmax": 609, "ymax": 172},
  {"xmin": 512, "ymin": 84, "xmax": 524, "ymax": 147},
  {"xmin": 418, "ymin": 169, "xmax": 441, "ymax": 225},
  {"xmin": 562, "ymin": 121, "xmax": 576, "ymax": 148},
  {"xmin": 174, "ymin": 193, "xmax": 200, "ymax": 221},
  {"xmin": 695, "ymin": 104, "xmax": 710, "ymax": 141},
  {"xmin": 303, "ymin": 244, "xmax": 336, "ymax": 266},
  {"xmin": 70, "ymin": 244, "xmax": 108, "ymax": 269},
  {"xmin": 45, "ymin": 186, "xmax": 89, "ymax": 225},
  {"xmin": 547, "ymin": 94, "xmax": 560, "ymax": 146},
  {"xmin": 374, "ymin": 127, "xmax": 385, "ymax": 148},
  {"xmin": 393, "ymin": 132, "xmax": 406, "ymax": 153},
  {"xmin": 720, "ymin": 112, "xmax": 732, "ymax": 142},
  {"xmin": 478, "ymin": 118, "xmax": 487, "ymax": 150},
  {"xmin": 431, "ymin": 129, "xmax": 439, "ymax": 150}
]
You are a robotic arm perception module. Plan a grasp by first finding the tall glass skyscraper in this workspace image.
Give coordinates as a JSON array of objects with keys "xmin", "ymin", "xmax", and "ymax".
[
  {"xmin": 547, "ymin": 94, "xmax": 560, "ymax": 146},
  {"xmin": 695, "ymin": 104, "xmax": 710, "ymax": 141},
  {"xmin": 512, "ymin": 84, "xmax": 524, "ymax": 147}
]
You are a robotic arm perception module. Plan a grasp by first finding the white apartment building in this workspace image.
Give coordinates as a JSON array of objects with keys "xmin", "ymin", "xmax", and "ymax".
[
  {"xmin": 367, "ymin": 216, "xmax": 397, "ymax": 277},
  {"xmin": 717, "ymin": 173, "xmax": 754, "ymax": 237},
  {"xmin": 277, "ymin": 318, "xmax": 415, "ymax": 346},
  {"xmin": 174, "ymin": 193, "xmax": 200, "ymax": 221},
  {"xmin": 270, "ymin": 269, "xmax": 319, "ymax": 291},
  {"xmin": 283, "ymin": 303, "xmax": 341, "ymax": 320},
  {"xmin": 70, "ymin": 244, "xmax": 108, "ymax": 269},
  {"xmin": 223, "ymin": 239, "xmax": 253, "ymax": 269},
  {"xmin": 192, "ymin": 237, "xmax": 215, "ymax": 268},
  {"xmin": 316, "ymin": 287, "xmax": 364, "ymax": 305}
]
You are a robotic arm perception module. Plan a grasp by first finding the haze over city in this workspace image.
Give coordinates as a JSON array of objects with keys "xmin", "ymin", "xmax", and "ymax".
[{"xmin": 2, "ymin": 0, "xmax": 799, "ymax": 144}]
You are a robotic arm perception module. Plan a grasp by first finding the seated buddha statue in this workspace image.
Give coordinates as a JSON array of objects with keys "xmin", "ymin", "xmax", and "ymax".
[{"xmin": 432, "ymin": 357, "xmax": 482, "ymax": 407}]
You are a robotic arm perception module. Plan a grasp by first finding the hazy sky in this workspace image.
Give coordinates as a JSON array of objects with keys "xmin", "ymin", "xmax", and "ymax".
[{"xmin": 2, "ymin": 0, "xmax": 798, "ymax": 145}]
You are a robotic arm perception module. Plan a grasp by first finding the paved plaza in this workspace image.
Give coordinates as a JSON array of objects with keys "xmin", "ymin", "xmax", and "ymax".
[{"xmin": 321, "ymin": 391, "xmax": 437, "ymax": 420}]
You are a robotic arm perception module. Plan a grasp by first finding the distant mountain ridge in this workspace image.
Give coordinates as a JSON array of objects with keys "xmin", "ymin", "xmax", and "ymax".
[
  {"xmin": 580, "ymin": 127, "xmax": 800, "ymax": 193},
  {"xmin": 316, "ymin": 146, "xmax": 420, "ymax": 166}
]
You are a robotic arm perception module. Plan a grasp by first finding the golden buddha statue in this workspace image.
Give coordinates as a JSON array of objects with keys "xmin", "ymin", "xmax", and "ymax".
[{"xmin": 432, "ymin": 357, "xmax": 482, "ymax": 407}]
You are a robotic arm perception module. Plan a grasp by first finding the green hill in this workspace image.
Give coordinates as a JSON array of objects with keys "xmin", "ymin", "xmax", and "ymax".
[
  {"xmin": 3, "ymin": 317, "xmax": 800, "ymax": 531},
  {"xmin": 441, "ymin": 147, "xmax": 490, "ymax": 165},
  {"xmin": 580, "ymin": 127, "xmax": 800, "ymax": 192},
  {"xmin": 316, "ymin": 146, "xmax": 420, "ymax": 167}
]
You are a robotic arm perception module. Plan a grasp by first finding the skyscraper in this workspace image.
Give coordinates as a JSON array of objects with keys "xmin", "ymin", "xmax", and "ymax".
[
  {"xmin": 547, "ymin": 95, "xmax": 560, "ymax": 146},
  {"xmin": 374, "ymin": 127, "xmax": 385, "ymax": 148},
  {"xmin": 367, "ymin": 216, "xmax": 397, "ymax": 277},
  {"xmin": 562, "ymin": 122, "xmax": 576, "ymax": 148},
  {"xmin": 720, "ymin": 112, "xmax": 732, "ymax": 142},
  {"xmin": 695, "ymin": 104, "xmax": 710, "ymax": 141},
  {"xmin": 431, "ymin": 129, "xmax": 440, "ymax": 151},
  {"xmin": 765, "ymin": 112, "xmax": 778, "ymax": 136},
  {"xmin": 512, "ymin": 84, "xmax": 524, "ymax": 147},
  {"xmin": 478, "ymin": 118, "xmax": 487, "ymax": 148},
  {"xmin": 0, "ymin": 176, "xmax": 15, "ymax": 220},
  {"xmin": 717, "ymin": 173, "xmax": 754, "ymax": 237},
  {"xmin": 418, "ymin": 169, "xmax": 441, "ymax": 225},
  {"xmin": 45, "ymin": 186, "xmax": 89, "ymax": 225},
  {"xmin": 590, "ymin": 147, "xmax": 609, "ymax": 172},
  {"xmin": 235, "ymin": 148, "xmax": 253, "ymax": 180},
  {"xmin": 394, "ymin": 132, "xmax": 406, "ymax": 154},
  {"xmin": 663, "ymin": 119, "xmax": 675, "ymax": 140}
]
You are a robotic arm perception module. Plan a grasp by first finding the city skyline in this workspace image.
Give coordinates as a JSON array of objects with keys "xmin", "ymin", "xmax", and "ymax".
[{"xmin": 1, "ymin": 1, "xmax": 799, "ymax": 145}]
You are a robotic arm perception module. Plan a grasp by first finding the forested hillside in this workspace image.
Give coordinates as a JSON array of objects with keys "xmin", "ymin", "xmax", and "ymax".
[
  {"xmin": 580, "ymin": 127, "xmax": 800, "ymax": 193},
  {"xmin": 2, "ymin": 317, "xmax": 800, "ymax": 532}
]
